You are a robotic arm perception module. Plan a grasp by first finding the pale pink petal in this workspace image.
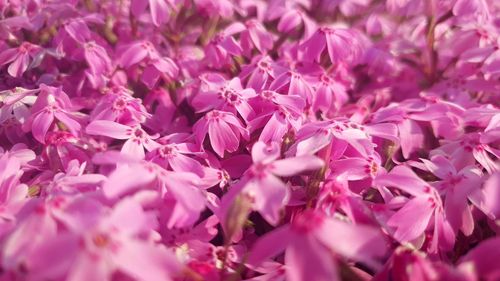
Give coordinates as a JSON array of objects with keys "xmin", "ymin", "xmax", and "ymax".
[
  {"xmin": 259, "ymin": 112, "xmax": 288, "ymax": 144},
  {"xmin": 103, "ymin": 164, "xmax": 155, "ymax": 198},
  {"xmin": 115, "ymin": 241, "xmax": 181, "ymax": 281},
  {"xmin": 122, "ymin": 138, "xmax": 145, "ymax": 159},
  {"xmin": 296, "ymin": 132, "xmax": 333, "ymax": 156},
  {"xmin": 86, "ymin": 120, "xmax": 130, "ymax": 139},
  {"xmin": 32, "ymin": 110, "xmax": 54, "ymax": 143},
  {"xmin": 119, "ymin": 42, "xmax": 148, "ymax": 68},
  {"xmin": 245, "ymin": 174, "xmax": 289, "ymax": 225},
  {"xmin": 374, "ymin": 165, "xmax": 428, "ymax": 196},
  {"xmin": 251, "ymin": 141, "xmax": 280, "ymax": 164},
  {"xmin": 54, "ymin": 111, "xmax": 81, "ymax": 136},
  {"xmin": 387, "ymin": 197, "xmax": 434, "ymax": 242},
  {"xmin": 208, "ymin": 120, "xmax": 238, "ymax": 157},
  {"xmin": 149, "ymin": 0, "xmax": 169, "ymax": 26},
  {"xmin": 271, "ymin": 156, "xmax": 324, "ymax": 177},
  {"xmin": 67, "ymin": 253, "xmax": 110, "ymax": 281},
  {"xmin": 316, "ymin": 219, "xmax": 386, "ymax": 267},
  {"xmin": 7, "ymin": 53, "xmax": 29, "ymax": 77},
  {"xmin": 421, "ymin": 155, "xmax": 456, "ymax": 180},
  {"xmin": 398, "ymin": 119, "xmax": 424, "ymax": 159}
]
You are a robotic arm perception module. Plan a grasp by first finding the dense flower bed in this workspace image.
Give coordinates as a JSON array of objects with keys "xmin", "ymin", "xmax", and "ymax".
[{"xmin": 0, "ymin": 0, "xmax": 499, "ymax": 280}]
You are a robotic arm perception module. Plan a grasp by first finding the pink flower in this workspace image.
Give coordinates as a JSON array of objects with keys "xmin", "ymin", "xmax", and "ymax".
[
  {"xmin": 0, "ymin": 87, "xmax": 37, "ymax": 125},
  {"xmin": 194, "ymin": 0, "xmax": 235, "ymax": 18},
  {"xmin": 83, "ymin": 41, "xmax": 113, "ymax": 88},
  {"xmin": 204, "ymin": 26, "xmax": 243, "ymax": 68},
  {"xmin": 420, "ymin": 155, "xmax": 482, "ymax": 235},
  {"xmin": 374, "ymin": 165, "xmax": 455, "ymax": 252},
  {"xmin": 14, "ymin": 198, "xmax": 180, "ymax": 281},
  {"xmin": 312, "ymin": 72, "xmax": 349, "ymax": 113},
  {"xmin": 192, "ymin": 110, "xmax": 249, "ymax": 158},
  {"xmin": 300, "ymin": 27, "xmax": 364, "ymax": 65},
  {"xmin": 192, "ymin": 75, "xmax": 257, "ymax": 122},
  {"xmin": 147, "ymin": 135, "xmax": 205, "ymax": 176},
  {"xmin": 239, "ymin": 55, "xmax": 286, "ymax": 91},
  {"xmin": 118, "ymin": 41, "xmax": 179, "ymax": 89},
  {"xmin": 86, "ymin": 120, "xmax": 159, "ymax": 159},
  {"xmin": 290, "ymin": 119, "xmax": 384, "ymax": 157},
  {"xmin": 131, "ymin": 0, "xmax": 174, "ymax": 26},
  {"xmin": 240, "ymin": 20, "xmax": 274, "ymax": 55},
  {"xmin": 0, "ymin": 42, "xmax": 41, "ymax": 77},
  {"xmin": 91, "ymin": 86, "xmax": 151, "ymax": 125},
  {"xmin": 0, "ymin": 153, "xmax": 28, "ymax": 238},
  {"xmin": 220, "ymin": 141, "xmax": 323, "ymax": 225},
  {"xmin": 248, "ymin": 209, "xmax": 386, "ymax": 281},
  {"xmin": 470, "ymin": 172, "xmax": 500, "ymax": 220},
  {"xmin": 93, "ymin": 152, "xmax": 206, "ymax": 228},
  {"xmin": 23, "ymin": 85, "xmax": 82, "ymax": 144}
]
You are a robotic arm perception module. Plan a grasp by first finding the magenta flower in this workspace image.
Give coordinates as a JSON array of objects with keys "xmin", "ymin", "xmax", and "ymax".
[
  {"xmin": 23, "ymin": 85, "xmax": 82, "ymax": 144},
  {"xmin": 240, "ymin": 55, "xmax": 286, "ymax": 91},
  {"xmin": 248, "ymin": 209, "xmax": 386, "ymax": 281},
  {"xmin": 131, "ymin": 0, "xmax": 174, "ymax": 26},
  {"xmin": 147, "ymin": 135, "xmax": 205, "ymax": 176},
  {"xmin": 192, "ymin": 110, "xmax": 249, "ymax": 158},
  {"xmin": 0, "ymin": 42, "xmax": 41, "ymax": 77},
  {"xmin": 240, "ymin": 20, "xmax": 274, "ymax": 55},
  {"xmin": 93, "ymin": 151, "xmax": 206, "ymax": 228},
  {"xmin": 204, "ymin": 25, "xmax": 244, "ymax": 68},
  {"xmin": 1, "ymin": 1, "xmax": 500, "ymax": 280},
  {"xmin": 83, "ymin": 41, "xmax": 113, "ymax": 88},
  {"xmin": 0, "ymin": 153, "xmax": 28, "ymax": 238},
  {"xmin": 420, "ymin": 155, "xmax": 482, "ymax": 235},
  {"xmin": 374, "ymin": 166, "xmax": 455, "ymax": 252},
  {"xmin": 221, "ymin": 141, "xmax": 323, "ymax": 225},
  {"xmin": 0, "ymin": 87, "xmax": 37, "ymax": 125},
  {"xmin": 91, "ymin": 86, "xmax": 151, "ymax": 125},
  {"xmin": 119, "ymin": 41, "xmax": 179, "ymax": 89},
  {"xmin": 301, "ymin": 27, "xmax": 364, "ymax": 65},
  {"xmin": 192, "ymin": 75, "xmax": 257, "ymax": 121},
  {"xmin": 86, "ymin": 120, "xmax": 159, "ymax": 159},
  {"xmin": 312, "ymin": 72, "xmax": 349, "ymax": 113}
]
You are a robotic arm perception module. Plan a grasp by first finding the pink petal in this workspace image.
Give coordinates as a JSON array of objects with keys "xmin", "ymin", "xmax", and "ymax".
[
  {"xmin": 115, "ymin": 241, "xmax": 181, "ymax": 281},
  {"xmin": 67, "ymin": 253, "xmax": 110, "ymax": 281},
  {"xmin": 122, "ymin": 138, "xmax": 145, "ymax": 159},
  {"xmin": 374, "ymin": 165, "xmax": 428, "ymax": 196},
  {"xmin": 387, "ymin": 197, "xmax": 434, "ymax": 242},
  {"xmin": 251, "ymin": 141, "xmax": 280, "ymax": 164},
  {"xmin": 316, "ymin": 219, "xmax": 386, "ymax": 267},
  {"xmin": 277, "ymin": 10, "xmax": 301, "ymax": 33},
  {"xmin": 86, "ymin": 120, "xmax": 130, "ymax": 139},
  {"xmin": 119, "ymin": 42, "xmax": 148, "ymax": 68},
  {"xmin": 7, "ymin": 53, "xmax": 29, "ymax": 77},
  {"xmin": 271, "ymin": 156, "xmax": 324, "ymax": 177},
  {"xmin": 208, "ymin": 119, "xmax": 239, "ymax": 157},
  {"xmin": 32, "ymin": 110, "xmax": 54, "ymax": 143},
  {"xmin": 247, "ymin": 225, "xmax": 291, "ymax": 266},
  {"xmin": 245, "ymin": 174, "xmax": 289, "ymax": 225},
  {"xmin": 285, "ymin": 235, "xmax": 339, "ymax": 281},
  {"xmin": 149, "ymin": 0, "xmax": 169, "ymax": 26},
  {"xmin": 103, "ymin": 164, "xmax": 155, "ymax": 198},
  {"xmin": 398, "ymin": 119, "xmax": 424, "ymax": 159},
  {"xmin": 54, "ymin": 111, "xmax": 81, "ymax": 136},
  {"xmin": 259, "ymin": 112, "xmax": 288, "ymax": 144}
]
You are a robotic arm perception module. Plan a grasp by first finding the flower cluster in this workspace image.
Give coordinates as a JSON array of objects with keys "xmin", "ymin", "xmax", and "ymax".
[{"xmin": 0, "ymin": 0, "xmax": 499, "ymax": 281}]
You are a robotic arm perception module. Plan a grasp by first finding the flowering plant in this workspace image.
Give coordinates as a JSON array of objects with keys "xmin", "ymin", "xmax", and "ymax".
[{"xmin": 0, "ymin": 0, "xmax": 499, "ymax": 280}]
